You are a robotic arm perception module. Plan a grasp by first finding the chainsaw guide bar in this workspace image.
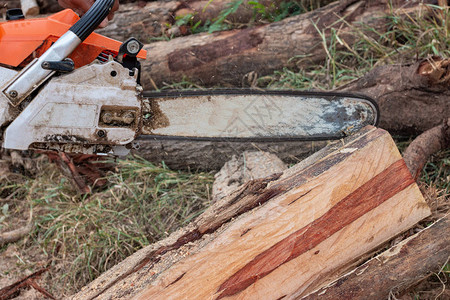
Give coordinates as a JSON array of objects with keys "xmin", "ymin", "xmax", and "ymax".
[{"xmin": 140, "ymin": 89, "xmax": 379, "ymax": 142}]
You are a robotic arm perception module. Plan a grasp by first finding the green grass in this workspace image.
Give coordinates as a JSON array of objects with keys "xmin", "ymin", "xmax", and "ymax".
[{"xmin": 169, "ymin": 0, "xmax": 330, "ymax": 35}]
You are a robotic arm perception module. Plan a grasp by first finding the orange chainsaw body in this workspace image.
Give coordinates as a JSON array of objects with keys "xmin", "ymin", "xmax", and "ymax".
[{"xmin": 0, "ymin": 9, "xmax": 146, "ymax": 68}]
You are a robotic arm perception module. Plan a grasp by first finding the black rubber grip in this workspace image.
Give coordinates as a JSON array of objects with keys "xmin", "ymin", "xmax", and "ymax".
[{"xmin": 69, "ymin": 0, "xmax": 115, "ymax": 41}]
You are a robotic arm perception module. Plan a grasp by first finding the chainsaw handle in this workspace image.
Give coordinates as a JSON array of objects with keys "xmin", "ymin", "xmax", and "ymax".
[{"xmin": 69, "ymin": 0, "xmax": 115, "ymax": 41}]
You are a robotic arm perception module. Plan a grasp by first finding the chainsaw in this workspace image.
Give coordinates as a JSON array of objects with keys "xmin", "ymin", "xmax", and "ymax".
[{"xmin": 0, "ymin": 0, "xmax": 379, "ymax": 156}]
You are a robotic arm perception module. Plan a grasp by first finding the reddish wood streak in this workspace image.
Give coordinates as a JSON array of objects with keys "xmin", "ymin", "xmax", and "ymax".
[{"xmin": 216, "ymin": 159, "xmax": 414, "ymax": 299}]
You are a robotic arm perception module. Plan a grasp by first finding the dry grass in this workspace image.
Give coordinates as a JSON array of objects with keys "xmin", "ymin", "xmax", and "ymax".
[
  {"xmin": 258, "ymin": 4, "xmax": 450, "ymax": 90},
  {"xmin": 0, "ymin": 154, "xmax": 213, "ymax": 296}
]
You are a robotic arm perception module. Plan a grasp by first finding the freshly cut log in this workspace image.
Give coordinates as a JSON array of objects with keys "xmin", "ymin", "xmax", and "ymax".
[
  {"xmin": 71, "ymin": 126, "xmax": 430, "ymax": 299},
  {"xmin": 20, "ymin": 0, "xmax": 39, "ymax": 16},
  {"xmin": 301, "ymin": 214, "xmax": 450, "ymax": 300}
]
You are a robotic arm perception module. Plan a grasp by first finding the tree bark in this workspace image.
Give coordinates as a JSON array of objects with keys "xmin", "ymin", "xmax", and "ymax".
[
  {"xmin": 36, "ymin": 0, "xmax": 61, "ymax": 13},
  {"xmin": 95, "ymin": 1, "xmax": 336, "ymax": 42},
  {"xmin": 140, "ymin": 1, "xmax": 385, "ymax": 88},
  {"xmin": 1, "ymin": 0, "xmax": 62, "ymax": 14},
  {"xmin": 71, "ymin": 126, "xmax": 430, "ymax": 299},
  {"xmin": 134, "ymin": 138, "xmax": 327, "ymax": 170},
  {"xmin": 300, "ymin": 214, "xmax": 450, "ymax": 300},
  {"xmin": 175, "ymin": 0, "xmax": 287, "ymax": 24},
  {"xmin": 340, "ymin": 58, "xmax": 450, "ymax": 135},
  {"xmin": 95, "ymin": 1, "xmax": 178, "ymax": 43},
  {"xmin": 139, "ymin": 0, "xmax": 439, "ymax": 89},
  {"xmin": 0, "ymin": 0, "xmax": 21, "ymax": 10},
  {"xmin": 402, "ymin": 118, "xmax": 450, "ymax": 180}
]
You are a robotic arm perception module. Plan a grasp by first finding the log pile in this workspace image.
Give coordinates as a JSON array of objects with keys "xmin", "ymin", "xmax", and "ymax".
[
  {"xmin": 122, "ymin": 0, "xmax": 449, "ymax": 169},
  {"xmin": 70, "ymin": 126, "xmax": 434, "ymax": 299}
]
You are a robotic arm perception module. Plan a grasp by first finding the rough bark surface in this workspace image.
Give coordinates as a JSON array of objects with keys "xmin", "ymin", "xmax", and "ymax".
[
  {"xmin": 0, "ymin": 0, "xmax": 60, "ymax": 13},
  {"xmin": 340, "ymin": 58, "xmax": 450, "ymax": 135},
  {"xmin": 95, "ymin": 1, "xmax": 178, "ymax": 43},
  {"xmin": 95, "ymin": 0, "xmax": 336, "ymax": 41},
  {"xmin": 175, "ymin": 0, "xmax": 285, "ymax": 24},
  {"xmin": 134, "ymin": 139, "xmax": 327, "ymax": 170},
  {"xmin": 403, "ymin": 118, "xmax": 450, "ymax": 180},
  {"xmin": 301, "ymin": 214, "xmax": 450, "ymax": 300},
  {"xmin": 71, "ymin": 126, "xmax": 430, "ymax": 300},
  {"xmin": 140, "ymin": 0, "xmax": 393, "ymax": 88}
]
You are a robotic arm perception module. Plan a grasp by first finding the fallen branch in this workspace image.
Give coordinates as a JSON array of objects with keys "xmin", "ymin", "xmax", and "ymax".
[
  {"xmin": 0, "ymin": 267, "xmax": 55, "ymax": 300},
  {"xmin": 341, "ymin": 58, "xmax": 450, "ymax": 135},
  {"xmin": 403, "ymin": 118, "xmax": 450, "ymax": 180}
]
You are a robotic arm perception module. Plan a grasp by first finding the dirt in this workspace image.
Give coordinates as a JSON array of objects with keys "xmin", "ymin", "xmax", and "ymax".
[{"xmin": 0, "ymin": 244, "xmax": 51, "ymax": 300}]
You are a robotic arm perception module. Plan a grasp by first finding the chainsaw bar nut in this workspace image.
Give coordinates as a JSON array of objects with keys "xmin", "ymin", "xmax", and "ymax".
[
  {"xmin": 96, "ymin": 129, "xmax": 106, "ymax": 138},
  {"xmin": 127, "ymin": 40, "xmax": 141, "ymax": 55},
  {"xmin": 8, "ymin": 90, "xmax": 18, "ymax": 98}
]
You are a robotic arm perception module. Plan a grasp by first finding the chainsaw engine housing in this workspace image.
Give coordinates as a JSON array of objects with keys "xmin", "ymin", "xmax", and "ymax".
[{"xmin": 2, "ymin": 60, "xmax": 142, "ymax": 155}]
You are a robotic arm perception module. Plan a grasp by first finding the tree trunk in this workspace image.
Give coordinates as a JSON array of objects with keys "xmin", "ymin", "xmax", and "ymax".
[
  {"xmin": 175, "ymin": 0, "xmax": 287, "ymax": 24},
  {"xmin": 0, "ymin": 1, "xmax": 21, "ymax": 10},
  {"xmin": 36, "ymin": 0, "xmax": 61, "ymax": 13},
  {"xmin": 95, "ymin": 1, "xmax": 336, "ymax": 42},
  {"xmin": 71, "ymin": 126, "xmax": 430, "ymax": 299},
  {"xmin": 402, "ymin": 118, "xmax": 450, "ymax": 180},
  {"xmin": 94, "ymin": 1, "xmax": 178, "ymax": 43},
  {"xmin": 340, "ymin": 58, "xmax": 450, "ymax": 135},
  {"xmin": 134, "ymin": 138, "xmax": 327, "ymax": 170},
  {"xmin": 139, "ymin": 0, "xmax": 434, "ymax": 89}
]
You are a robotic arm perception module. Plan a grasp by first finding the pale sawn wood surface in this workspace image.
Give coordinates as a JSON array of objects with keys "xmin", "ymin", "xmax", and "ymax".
[{"xmin": 71, "ymin": 126, "xmax": 430, "ymax": 299}]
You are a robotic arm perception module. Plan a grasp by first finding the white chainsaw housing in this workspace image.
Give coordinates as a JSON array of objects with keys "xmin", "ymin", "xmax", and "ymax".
[{"xmin": 2, "ymin": 60, "xmax": 142, "ymax": 155}]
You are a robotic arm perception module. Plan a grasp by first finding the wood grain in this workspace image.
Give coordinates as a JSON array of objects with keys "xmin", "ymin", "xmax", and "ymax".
[
  {"xmin": 216, "ymin": 160, "xmax": 414, "ymax": 299},
  {"xmin": 132, "ymin": 128, "xmax": 429, "ymax": 300},
  {"xmin": 300, "ymin": 214, "xmax": 450, "ymax": 300}
]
